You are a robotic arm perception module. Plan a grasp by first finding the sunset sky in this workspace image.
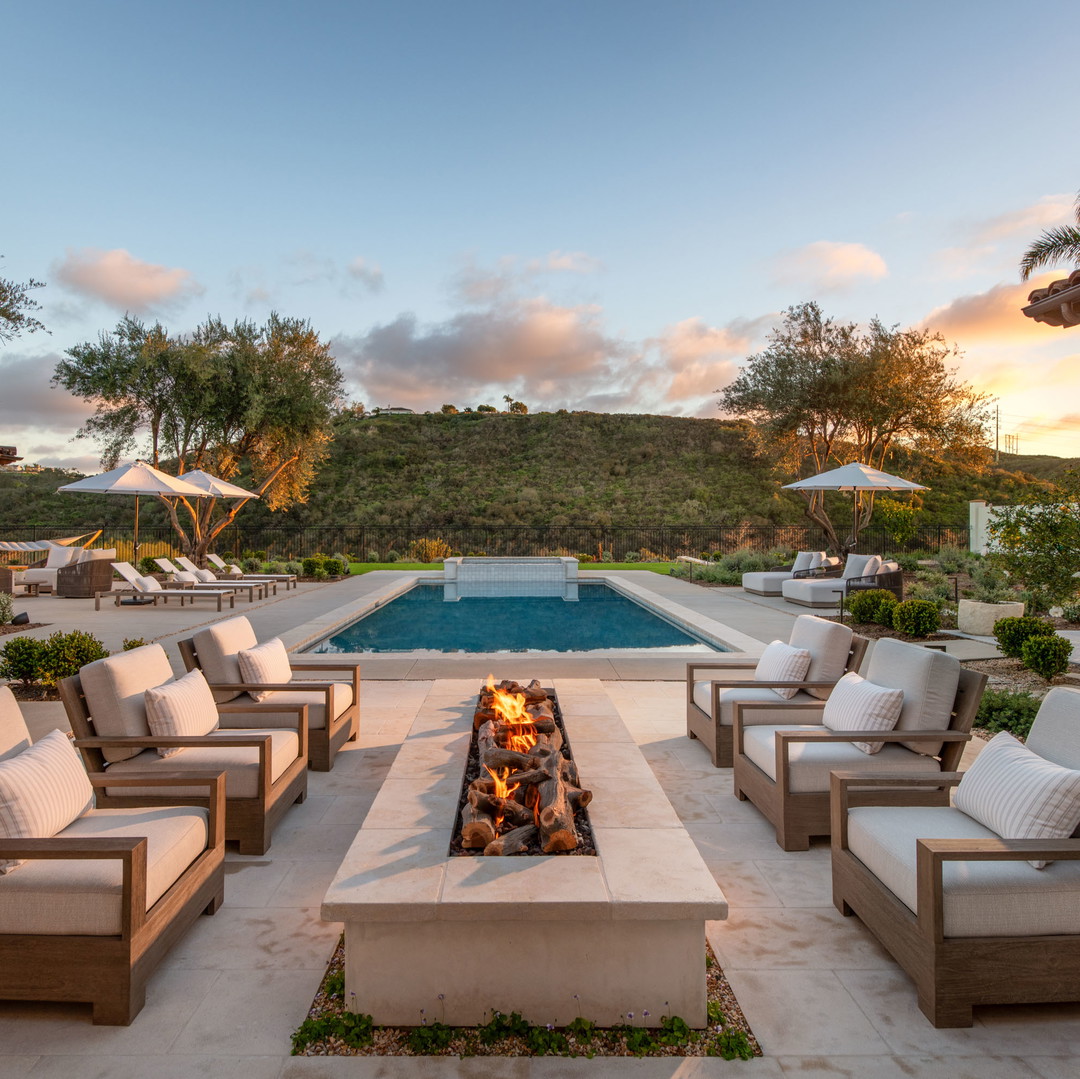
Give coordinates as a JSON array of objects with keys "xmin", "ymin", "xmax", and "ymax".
[{"xmin": 3, "ymin": 0, "xmax": 1078, "ymax": 471}]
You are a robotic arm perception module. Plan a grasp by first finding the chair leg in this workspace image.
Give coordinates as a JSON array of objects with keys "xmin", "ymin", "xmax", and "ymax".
[
  {"xmin": 918, "ymin": 989, "xmax": 974, "ymax": 1029},
  {"xmin": 205, "ymin": 885, "xmax": 225, "ymax": 915},
  {"xmin": 92, "ymin": 979, "xmax": 145, "ymax": 1025}
]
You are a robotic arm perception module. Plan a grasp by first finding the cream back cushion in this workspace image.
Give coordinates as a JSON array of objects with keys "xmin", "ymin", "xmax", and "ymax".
[
  {"xmin": 144, "ymin": 670, "xmax": 220, "ymax": 759},
  {"xmin": 237, "ymin": 637, "xmax": 293, "ymax": 702},
  {"xmin": 754, "ymin": 640, "xmax": 812, "ymax": 700},
  {"xmin": 791, "ymin": 551, "xmax": 816, "ymax": 573},
  {"xmin": 822, "ymin": 672, "xmax": 903, "ymax": 754},
  {"xmin": 789, "ymin": 615, "xmax": 854, "ymax": 700},
  {"xmin": 78, "ymin": 644, "xmax": 175, "ymax": 763},
  {"xmin": 44, "ymin": 545, "xmax": 79, "ymax": 570},
  {"xmin": 955, "ymin": 731, "xmax": 1080, "ymax": 868},
  {"xmin": 191, "ymin": 617, "xmax": 259, "ymax": 703},
  {"xmin": 0, "ymin": 729, "xmax": 94, "ymax": 873}
]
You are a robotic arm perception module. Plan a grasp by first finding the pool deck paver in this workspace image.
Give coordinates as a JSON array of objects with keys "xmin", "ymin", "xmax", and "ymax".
[{"xmin": 4, "ymin": 570, "xmax": 1074, "ymax": 1078}]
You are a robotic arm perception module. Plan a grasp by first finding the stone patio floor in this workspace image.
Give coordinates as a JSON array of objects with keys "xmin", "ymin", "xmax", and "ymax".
[{"xmin": 1, "ymin": 572, "xmax": 1077, "ymax": 1077}]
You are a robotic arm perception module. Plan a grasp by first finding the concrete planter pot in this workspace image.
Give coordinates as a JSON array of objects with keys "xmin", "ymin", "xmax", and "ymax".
[{"xmin": 957, "ymin": 599, "xmax": 1025, "ymax": 636}]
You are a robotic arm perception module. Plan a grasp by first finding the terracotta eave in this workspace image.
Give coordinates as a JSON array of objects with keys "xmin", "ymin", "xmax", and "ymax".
[{"xmin": 1022, "ymin": 269, "xmax": 1080, "ymax": 328}]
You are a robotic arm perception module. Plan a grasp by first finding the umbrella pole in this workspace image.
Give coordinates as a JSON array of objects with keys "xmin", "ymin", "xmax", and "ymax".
[{"xmin": 133, "ymin": 495, "xmax": 140, "ymax": 565}]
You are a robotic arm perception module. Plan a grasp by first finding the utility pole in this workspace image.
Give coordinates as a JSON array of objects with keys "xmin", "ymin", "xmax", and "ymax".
[{"xmin": 995, "ymin": 402, "xmax": 1000, "ymax": 464}]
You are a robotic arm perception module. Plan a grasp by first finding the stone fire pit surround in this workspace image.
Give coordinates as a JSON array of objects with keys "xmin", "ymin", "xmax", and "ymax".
[{"xmin": 322, "ymin": 679, "xmax": 728, "ymax": 1028}]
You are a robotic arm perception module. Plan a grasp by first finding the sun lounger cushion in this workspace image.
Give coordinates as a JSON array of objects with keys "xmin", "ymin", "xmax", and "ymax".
[
  {"xmin": 846, "ymin": 804, "xmax": 1080, "ymax": 937},
  {"xmin": 863, "ymin": 638, "xmax": 960, "ymax": 756},
  {"xmin": 953, "ymin": 732, "xmax": 1080, "ymax": 868},
  {"xmin": 144, "ymin": 670, "xmax": 220, "ymax": 759},
  {"xmin": 0, "ymin": 729, "xmax": 95, "ymax": 873},
  {"xmin": 103, "ymin": 728, "xmax": 300, "ymax": 799},
  {"xmin": 221, "ymin": 682, "xmax": 354, "ymax": 732},
  {"xmin": 79, "ymin": 646, "xmax": 175, "ymax": 763},
  {"xmin": 0, "ymin": 806, "xmax": 209, "ymax": 934},
  {"xmin": 237, "ymin": 638, "xmax": 293, "ymax": 702},
  {"xmin": 742, "ymin": 724, "xmax": 941, "ymax": 793},
  {"xmin": 754, "ymin": 641, "xmax": 811, "ymax": 700},
  {"xmin": 822, "ymin": 672, "xmax": 903, "ymax": 754},
  {"xmin": 191, "ymin": 619, "xmax": 260, "ymax": 703}
]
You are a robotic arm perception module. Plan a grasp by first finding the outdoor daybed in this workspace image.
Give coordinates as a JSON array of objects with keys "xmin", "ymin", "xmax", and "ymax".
[{"xmin": 781, "ymin": 554, "xmax": 902, "ymax": 608}]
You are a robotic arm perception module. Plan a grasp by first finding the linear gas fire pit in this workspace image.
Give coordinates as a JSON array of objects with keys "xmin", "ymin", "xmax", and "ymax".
[{"xmin": 322, "ymin": 678, "xmax": 727, "ymax": 1028}]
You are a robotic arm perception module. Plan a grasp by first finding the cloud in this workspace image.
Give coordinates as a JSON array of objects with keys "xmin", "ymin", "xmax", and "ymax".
[
  {"xmin": 971, "ymin": 194, "xmax": 1076, "ymax": 245},
  {"xmin": 335, "ymin": 296, "xmax": 624, "ymax": 409},
  {"xmin": 921, "ymin": 272, "xmax": 1060, "ymax": 345},
  {"xmin": 345, "ymin": 257, "xmax": 385, "ymax": 293},
  {"xmin": 771, "ymin": 241, "xmax": 888, "ymax": 292},
  {"xmin": 648, "ymin": 316, "xmax": 772, "ymax": 402},
  {"xmin": 284, "ymin": 250, "xmax": 337, "ymax": 286},
  {"xmin": 449, "ymin": 251, "xmax": 603, "ymax": 307},
  {"xmin": 53, "ymin": 248, "xmax": 203, "ymax": 313},
  {"xmin": 0, "ymin": 352, "xmax": 94, "ymax": 430}
]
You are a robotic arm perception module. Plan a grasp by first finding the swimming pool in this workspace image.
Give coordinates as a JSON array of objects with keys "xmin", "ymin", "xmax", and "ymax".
[{"xmin": 305, "ymin": 580, "xmax": 724, "ymax": 654}]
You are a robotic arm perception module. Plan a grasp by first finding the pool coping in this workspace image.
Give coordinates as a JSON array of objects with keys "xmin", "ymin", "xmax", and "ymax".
[{"xmin": 277, "ymin": 570, "xmax": 767, "ymax": 662}]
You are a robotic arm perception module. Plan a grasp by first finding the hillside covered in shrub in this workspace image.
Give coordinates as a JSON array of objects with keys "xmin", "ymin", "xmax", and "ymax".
[{"xmin": 0, "ymin": 412, "xmax": 1069, "ymax": 534}]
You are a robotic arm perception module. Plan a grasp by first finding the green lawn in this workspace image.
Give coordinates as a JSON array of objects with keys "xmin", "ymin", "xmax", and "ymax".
[{"xmin": 347, "ymin": 562, "xmax": 676, "ymax": 575}]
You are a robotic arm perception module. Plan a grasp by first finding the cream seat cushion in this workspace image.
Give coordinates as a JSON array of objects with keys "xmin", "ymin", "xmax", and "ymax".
[
  {"xmin": 847, "ymin": 804, "xmax": 1080, "ymax": 938},
  {"xmin": 692, "ymin": 681, "xmax": 823, "ymax": 728},
  {"xmin": 0, "ymin": 806, "xmax": 209, "ymax": 935},
  {"xmin": 103, "ymin": 728, "xmax": 300, "ymax": 799},
  {"xmin": 222, "ymin": 682, "xmax": 354, "ymax": 732},
  {"xmin": 742, "ymin": 724, "xmax": 941, "ymax": 793}
]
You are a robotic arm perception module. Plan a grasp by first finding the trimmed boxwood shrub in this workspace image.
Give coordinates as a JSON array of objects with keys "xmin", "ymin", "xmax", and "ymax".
[
  {"xmin": 40, "ymin": 630, "xmax": 110, "ymax": 686},
  {"xmin": 993, "ymin": 616, "xmax": 1056, "ymax": 659},
  {"xmin": 0, "ymin": 636, "xmax": 45, "ymax": 685},
  {"xmin": 847, "ymin": 589, "xmax": 895, "ymax": 625},
  {"xmin": 322, "ymin": 558, "xmax": 345, "ymax": 577},
  {"xmin": 1020, "ymin": 634, "xmax": 1072, "ymax": 680},
  {"xmin": 302, "ymin": 555, "xmax": 324, "ymax": 576},
  {"xmin": 891, "ymin": 599, "xmax": 941, "ymax": 637},
  {"xmin": 974, "ymin": 687, "xmax": 1041, "ymax": 740}
]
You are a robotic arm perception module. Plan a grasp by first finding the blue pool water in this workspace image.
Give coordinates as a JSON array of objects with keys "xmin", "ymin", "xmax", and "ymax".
[{"xmin": 307, "ymin": 581, "xmax": 722, "ymax": 654}]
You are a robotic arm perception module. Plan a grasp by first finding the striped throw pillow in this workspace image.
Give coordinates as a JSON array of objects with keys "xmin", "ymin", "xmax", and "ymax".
[
  {"xmin": 821, "ymin": 672, "xmax": 904, "ymax": 754},
  {"xmin": 0, "ymin": 729, "xmax": 95, "ymax": 873},
  {"xmin": 754, "ymin": 640, "xmax": 812, "ymax": 700},
  {"xmin": 237, "ymin": 637, "xmax": 293, "ymax": 702},
  {"xmin": 955, "ymin": 731, "xmax": 1080, "ymax": 869},
  {"xmin": 144, "ymin": 669, "xmax": 220, "ymax": 759}
]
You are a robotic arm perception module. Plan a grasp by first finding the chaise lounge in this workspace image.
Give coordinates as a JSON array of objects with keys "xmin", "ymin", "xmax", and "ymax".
[{"xmin": 781, "ymin": 554, "xmax": 902, "ymax": 608}]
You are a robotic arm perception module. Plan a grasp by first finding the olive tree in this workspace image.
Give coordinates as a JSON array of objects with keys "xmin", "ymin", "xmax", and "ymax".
[
  {"xmin": 719, "ymin": 302, "xmax": 989, "ymax": 552},
  {"xmin": 53, "ymin": 312, "xmax": 344, "ymax": 563}
]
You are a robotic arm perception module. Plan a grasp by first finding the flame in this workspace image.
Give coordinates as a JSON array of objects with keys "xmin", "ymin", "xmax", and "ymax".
[
  {"xmin": 485, "ymin": 765, "xmax": 519, "ymax": 829},
  {"xmin": 488, "ymin": 679, "xmax": 538, "ymax": 755}
]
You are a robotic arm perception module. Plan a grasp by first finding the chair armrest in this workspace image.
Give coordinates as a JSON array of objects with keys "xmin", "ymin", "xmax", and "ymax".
[
  {"xmin": 0, "ymin": 836, "xmax": 149, "ymax": 937},
  {"xmin": 775, "ymin": 728, "xmax": 966, "ymax": 747},
  {"xmin": 793, "ymin": 565, "xmax": 843, "ymax": 579},
  {"xmin": 209, "ymin": 680, "xmax": 333, "ymax": 693},
  {"xmin": 706, "ymin": 679, "xmax": 840, "ymax": 690},
  {"xmin": 289, "ymin": 661, "xmax": 361, "ymax": 676},
  {"xmin": 686, "ymin": 661, "xmax": 758, "ymax": 678}
]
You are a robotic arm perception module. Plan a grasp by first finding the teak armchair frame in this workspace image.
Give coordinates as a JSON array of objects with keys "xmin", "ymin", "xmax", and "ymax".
[
  {"xmin": 831, "ymin": 771, "xmax": 1080, "ymax": 1026},
  {"xmin": 60, "ymin": 674, "xmax": 308, "ymax": 855},
  {"xmin": 686, "ymin": 634, "xmax": 868, "ymax": 768},
  {"xmin": 0, "ymin": 772, "xmax": 225, "ymax": 1024},
  {"xmin": 732, "ymin": 667, "xmax": 986, "ymax": 851}
]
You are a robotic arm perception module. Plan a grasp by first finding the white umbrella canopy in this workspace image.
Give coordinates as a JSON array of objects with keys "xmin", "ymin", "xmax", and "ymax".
[
  {"xmin": 179, "ymin": 469, "xmax": 260, "ymax": 499},
  {"xmin": 58, "ymin": 459, "xmax": 207, "ymax": 560},
  {"xmin": 783, "ymin": 462, "xmax": 929, "ymax": 551}
]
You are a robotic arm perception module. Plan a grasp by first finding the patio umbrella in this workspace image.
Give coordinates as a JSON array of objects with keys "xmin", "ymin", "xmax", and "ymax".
[
  {"xmin": 782, "ymin": 462, "xmax": 928, "ymax": 552},
  {"xmin": 178, "ymin": 469, "xmax": 260, "ymax": 500},
  {"xmin": 57, "ymin": 460, "xmax": 207, "ymax": 561}
]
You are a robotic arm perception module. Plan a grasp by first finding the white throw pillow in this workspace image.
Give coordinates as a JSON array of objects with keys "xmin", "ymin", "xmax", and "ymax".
[
  {"xmin": 144, "ymin": 669, "xmax": 220, "ymax": 759},
  {"xmin": 194, "ymin": 568, "xmax": 218, "ymax": 583},
  {"xmin": 859, "ymin": 555, "xmax": 883, "ymax": 578},
  {"xmin": 237, "ymin": 637, "xmax": 293, "ymax": 702},
  {"xmin": 173, "ymin": 570, "xmax": 199, "ymax": 584},
  {"xmin": 822, "ymin": 672, "xmax": 904, "ymax": 755},
  {"xmin": 0, "ymin": 729, "xmax": 95, "ymax": 873},
  {"xmin": 807, "ymin": 551, "xmax": 827, "ymax": 570},
  {"xmin": 135, "ymin": 575, "xmax": 162, "ymax": 592},
  {"xmin": 754, "ymin": 640, "xmax": 812, "ymax": 700},
  {"xmin": 955, "ymin": 731, "xmax": 1080, "ymax": 868}
]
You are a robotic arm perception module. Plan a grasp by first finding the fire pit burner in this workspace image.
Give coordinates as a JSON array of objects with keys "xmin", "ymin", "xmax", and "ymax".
[{"xmin": 451, "ymin": 679, "xmax": 595, "ymax": 857}]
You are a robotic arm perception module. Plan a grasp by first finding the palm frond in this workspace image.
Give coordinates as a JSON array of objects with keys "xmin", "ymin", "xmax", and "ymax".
[{"xmin": 1019, "ymin": 225, "xmax": 1080, "ymax": 281}]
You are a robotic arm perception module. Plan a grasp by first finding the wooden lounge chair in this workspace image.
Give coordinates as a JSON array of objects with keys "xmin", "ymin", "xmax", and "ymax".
[
  {"xmin": 832, "ymin": 686, "xmax": 1080, "ymax": 1027},
  {"xmin": 173, "ymin": 554, "xmax": 277, "ymax": 595},
  {"xmin": 60, "ymin": 644, "xmax": 308, "ymax": 855},
  {"xmin": 97, "ymin": 563, "xmax": 237, "ymax": 611},
  {"xmin": 207, "ymin": 553, "xmax": 298, "ymax": 589},
  {"xmin": 154, "ymin": 558, "xmax": 269, "ymax": 602},
  {"xmin": 0, "ymin": 685, "xmax": 226, "ymax": 1024},
  {"xmin": 177, "ymin": 615, "xmax": 359, "ymax": 772},
  {"xmin": 733, "ymin": 637, "xmax": 986, "ymax": 851},
  {"xmin": 687, "ymin": 615, "xmax": 868, "ymax": 767}
]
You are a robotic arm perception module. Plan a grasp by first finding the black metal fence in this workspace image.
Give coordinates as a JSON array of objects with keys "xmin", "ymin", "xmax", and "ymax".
[{"xmin": 2, "ymin": 523, "xmax": 970, "ymax": 563}]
